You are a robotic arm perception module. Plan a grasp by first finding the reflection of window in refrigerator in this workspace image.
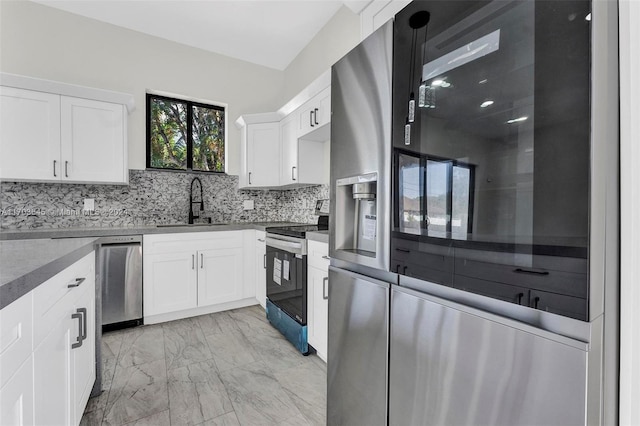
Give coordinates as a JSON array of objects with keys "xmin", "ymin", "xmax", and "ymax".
[
  {"xmin": 452, "ymin": 166, "xmax": 472, "ymax": 235},
  {"xmin": 398, "ymin": 153, "xmax": 422, "ymax": 230},
  {"xmin": 424, "ymin": 158, "xmax": 474, "ymax": 236}
]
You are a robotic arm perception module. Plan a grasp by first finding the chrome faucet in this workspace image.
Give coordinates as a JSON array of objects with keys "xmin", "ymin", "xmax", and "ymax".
[{"xmin": 188, "ymin": 177, "xmax": 204, "ymax": 224}]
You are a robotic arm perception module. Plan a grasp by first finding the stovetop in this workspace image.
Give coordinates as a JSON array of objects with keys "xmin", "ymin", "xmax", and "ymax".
[{"xmin": 266, "ymin": 224, "xmax": 328, "ymax": 239}]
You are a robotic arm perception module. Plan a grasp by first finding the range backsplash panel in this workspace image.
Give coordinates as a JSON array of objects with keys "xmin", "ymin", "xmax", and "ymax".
[{"xmin": 0, "ymin": 170, "xmax": 329, "ymax": 230}]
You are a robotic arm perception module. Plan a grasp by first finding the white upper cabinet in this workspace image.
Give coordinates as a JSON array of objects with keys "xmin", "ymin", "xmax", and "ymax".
[
  {"xmin": 61, "ymin": 96, "xmax": 127, "ymax": 183},
  {"xmin": 0, "ymin": 87, "xmax": 61, "ymax": 181},
  {"xmin": 237, "ymin": 70, "xmax": 330, "ymax": 189},
  {"xmin": 246, "ymin": 122, "xmax": 281, "ymax": 188},
  {"xmin": 279, "ymin": 114, "xmax": 299, "ymax": 186},
  {"xmin": 298, "ymin": 86, "xmax": 331, "ymax": 138},
  {"xmin": 0, "ymin": 73, "xmax": 133, "ymax": 184}
]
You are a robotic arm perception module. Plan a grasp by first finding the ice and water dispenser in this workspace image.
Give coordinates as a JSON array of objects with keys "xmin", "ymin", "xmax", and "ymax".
[{"xmin": 335, "ymin": 173, "xmax": 378, "ymax": 257}]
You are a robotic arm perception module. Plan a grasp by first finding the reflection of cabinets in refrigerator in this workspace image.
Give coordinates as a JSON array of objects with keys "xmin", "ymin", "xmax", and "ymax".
[
  {"xmin": 307, "ymin": 240, "xmax": 329, "ymax": 361},
  {"xmin": 389, "ymin": 286, "xmax": 588, "ymax": 426},
  {"xmin": 391, "ymin": 237, "xmax": 588, "ymax": 320}
]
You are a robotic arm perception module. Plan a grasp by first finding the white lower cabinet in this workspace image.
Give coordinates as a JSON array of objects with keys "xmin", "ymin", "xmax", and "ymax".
[
  {"xmin": 307, "ymin": 240, "xmax": 329, "ymax": 362},
  {"xmin": 143, "ymin": 231, "xmax": 254, "ymax": 322},
  {"xmin": 198, "ymin": 248, "xmax": 244, "ymax": 306},
  {"xmin": 0, "ymin": 251, "xmax": 95, "ymax": 426},
  {"xmin": 0, "ymin": 355, "xmax": 34, "ymax": 426},
  {"xmin": 144, "ymin": 251, "xmax": 198, "ymax": 315}
]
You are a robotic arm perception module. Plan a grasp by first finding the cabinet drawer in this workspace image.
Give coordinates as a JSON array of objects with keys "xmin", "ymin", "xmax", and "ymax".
[
  {"xmin": 455, "ymin": 257, "xmax": 587, "ymax": 298},
  {"xmin": 308, "ymin": 240, "xmax": 329, "ymax": 270},
  {"xmin": 0, "ymin": 292, "xmax": 33, "ymax": 388},
  {"xmin": 454, "ymin": 275, "xmax": 529, "ymax": 305},
  {"xmin": 33, "ymin": 252, "xmax": 95, "ymax": 346},
  {"xmin": 144, "ymin": 231, "xmax": 243, "ymax": 255},
  {"xmin": 530, "ymin": 290, "xmax": 587, "ymax": 321}
]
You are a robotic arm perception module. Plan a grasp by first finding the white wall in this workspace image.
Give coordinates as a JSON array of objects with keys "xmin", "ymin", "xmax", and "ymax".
[
  {"xmin": 282, "ymin": 5, "xmax": 360, "ymax": 101},
  {"xmin": 0, "ymin": 1, "xmax": 285, "ymax": 175},
  {"xmin": 619, "ymin": 1, "xmax": 640, "ymax": 424}
]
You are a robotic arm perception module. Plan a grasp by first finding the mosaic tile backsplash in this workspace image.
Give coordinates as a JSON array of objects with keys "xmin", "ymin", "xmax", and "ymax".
[{"xmin": 0, "ymin": 170, "xmax": 329, "ymax": 230}]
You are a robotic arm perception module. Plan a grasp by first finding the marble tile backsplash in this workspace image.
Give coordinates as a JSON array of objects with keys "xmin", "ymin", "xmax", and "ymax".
[{"xmin": 0, "ymin": 170, "xmax": 329, "ymax": 230}]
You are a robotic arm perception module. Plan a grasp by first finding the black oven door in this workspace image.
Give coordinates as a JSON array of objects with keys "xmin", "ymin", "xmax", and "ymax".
[{"xmin": 266, "ymin": 244, "xmax": 307, "ymax": 325}]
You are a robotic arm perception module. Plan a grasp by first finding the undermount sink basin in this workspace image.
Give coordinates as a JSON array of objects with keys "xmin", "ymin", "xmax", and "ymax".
[{"xmin": 155, "ymin": 223, "xmax": 225, "ymax": 228}]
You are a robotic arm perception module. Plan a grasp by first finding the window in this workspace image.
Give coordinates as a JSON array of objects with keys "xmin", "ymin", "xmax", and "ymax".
[{"xmin": 147, "ymin": 94, "xmax": 225, "ymax": 173}]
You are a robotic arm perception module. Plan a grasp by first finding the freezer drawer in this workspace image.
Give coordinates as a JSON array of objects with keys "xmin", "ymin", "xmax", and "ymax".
[
  {"xmin": 389, "ymin": 285, "xmax": 588, "ymax": 426},
  {"xmin": 327, "ymin": 267, "xmax": 389, "ymax": 426}
]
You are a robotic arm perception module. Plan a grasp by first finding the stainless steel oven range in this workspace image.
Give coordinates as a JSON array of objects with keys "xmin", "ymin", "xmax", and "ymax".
[{"xmin": 265, "ymin": 224, "xmax": 324, "ymax": 354}]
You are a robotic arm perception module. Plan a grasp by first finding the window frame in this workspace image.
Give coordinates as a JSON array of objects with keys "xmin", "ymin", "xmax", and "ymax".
[{"xmin": 146, "ymin": 93, "xmax": 227, "ymax": 173}]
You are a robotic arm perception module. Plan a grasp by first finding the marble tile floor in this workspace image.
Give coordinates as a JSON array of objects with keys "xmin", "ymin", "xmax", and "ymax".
[{"xmin": 81, "ymin": 305, "xmax": 327, "ymax": 426}]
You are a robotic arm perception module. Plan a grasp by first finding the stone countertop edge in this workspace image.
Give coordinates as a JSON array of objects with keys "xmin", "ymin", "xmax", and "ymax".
[
  {"xmin": 0, "ymin": 238, "xmax": 99, "ymax": 310},
  {"xmin": 0, "ymin": 222, "xmax": 306, "ymax": 240},
  {"xmin": 306, "ymin": 230, "xmax": 329, "ymax": 244}
]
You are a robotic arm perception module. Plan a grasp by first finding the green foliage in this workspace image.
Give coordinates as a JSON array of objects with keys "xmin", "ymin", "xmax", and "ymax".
[{"xmin": 149, "ymin": 97, "xmax": 225, "ymax": 172}]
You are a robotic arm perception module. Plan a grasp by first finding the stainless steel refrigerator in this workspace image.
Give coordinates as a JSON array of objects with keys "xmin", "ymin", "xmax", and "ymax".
[{"xmin": 328, "ymin": 0, "xmax": 619, "ymax": 424}]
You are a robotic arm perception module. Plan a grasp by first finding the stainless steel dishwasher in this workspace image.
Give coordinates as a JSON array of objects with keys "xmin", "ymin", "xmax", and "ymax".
[{"xmin": 99, "ymin": 235, "xmax": 143, "ymax": 331}]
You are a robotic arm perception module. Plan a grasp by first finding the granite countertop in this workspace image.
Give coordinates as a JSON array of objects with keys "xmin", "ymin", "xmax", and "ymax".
[
  {"xmin": 0, "ymin": 221, "xmax": 331, "ymax": 310},
  {"xmin": 0, "ymin": 237, "xmax": 99, "ymax": 309},
  {"xmin": 0, "ymin": 222, "xmax": 304, "ymax": 240}
]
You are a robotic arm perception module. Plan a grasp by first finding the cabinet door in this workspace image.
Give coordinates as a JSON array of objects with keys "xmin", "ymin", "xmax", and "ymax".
[
  {"xmin": 280, "ymin": 114, "xmax": 298, "ymax": 185},
  {"xmin": 255, "ymin": 232, "xmax": 267, "ymax": 308},
  {"xmin": 298, "ymin": 87, "xmax": 331, "ymax": 137},
  {"xmin": 34, "ymin": 315, "xmax": 73, "ymax": 426},
  {"xmin": 308, "ymin": 266, "xmax": 328, "ymax": 361},
  {"xmin": 197, "ymin": 248, "xmax": 243, "ymax": 307},
  {"xmin": 0, "ymin": 355, "xmax": 34, "ymax": 426},
  {"xmin": 60, "ymin": 96, "xmax": 126, "ymax": 183},
  {"xmin": 0, "ymin": 86, "xmax": 61, "ymax": 181},
  {"xmin": 247, "ymin": 122, "xmax": 280, "ymax": 187},
  {"xmin": 143, "ymin": 252, "xmax": 198, "ymax": 316},
  {"xmin": 314, "ymin": 88, "xmax": 331, "ymax": 128},
  {"xmin": 72, "ymin": 284, "xmax": 96, "ymax": 423}
]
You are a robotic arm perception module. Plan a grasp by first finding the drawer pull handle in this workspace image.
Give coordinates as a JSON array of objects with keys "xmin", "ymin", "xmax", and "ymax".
[
  {"xmin": 68, "ymin": 277, "xmax": 86, "ymax": 288},
  {"xmin": 314, "ymin": 108, "xmax": 319, "ymax": 125},
  {"xmin": 264, "ymin": 254, "xmax": 267, "ymax": 269},
  {"xmin": 323, "ymin": 277, "xmax": 329, "ymax": 300},
  {"xmin": 201, "ymin": 253, "xmax": 204, "ymax": 269},
  {"xmin": 395, "ymin": 248, "xmax": 410, "ymax": 253},
  {"xmin": 65, "ymin": 161, "xmax": 69, "ymax": 178},
  {"xmin": 517, "ymin": 292, "xmax": 524, "ymax": 305},
  {"xmin": 292, "ymin": 166, "xmax": 297, "ymax": 181},
  {"xmin": 322, "ymin": 255, "xmax": 330, "ymax": 260},
  {"xmin": 514, "ymin": 268, "xmax": 549, "ymax": 276},
  {"xmin": 396, "ymin": 264, "xmax": 402, "ymax": 273},
  {"xmin": 71, "ymin": 309, "xmax": 83, "ymax": 349},
  {"xmin": 53, "ymin": 160, "xmax": 57, "ymax": 177},
  {"xmin": 310, "ymin": 111, "xmax": 314, "ymax": 127},
  {"xmin": 403, "ymin": 266, "xmax": 408, "ymax": 275},
  {"xmin": 258, "ymin": 238, "xmax": 265, "ymax": 242},
  {"xmin": 533, "ymin": 296, "xmax": 540, "ymax": 309},
  {"xmin": 192, "ymin": 254, "xmax": 195, "ymax": 270},
  {"xmin": 78, "ymin": 307, "xmax": 87, "ymax": 341}
]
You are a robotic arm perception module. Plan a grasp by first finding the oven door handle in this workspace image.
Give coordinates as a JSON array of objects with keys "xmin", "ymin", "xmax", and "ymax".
[{"xmin": 266, "ymin": 236, "xmax": 305, "ymax": 255}]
